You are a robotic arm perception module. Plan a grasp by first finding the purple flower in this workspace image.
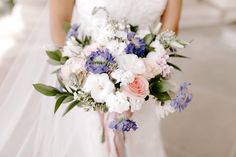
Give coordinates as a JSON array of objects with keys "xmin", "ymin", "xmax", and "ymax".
[
  {"xmin": 85, "ymin": 48, "xmax": 116, "ymax": 74},
  {"xmin": 125, "ymin": 37, "xmax": 146, "ymax": 58},
  {"xmin": 127, "ymin": 32, "xmax": 136, "ymax": 41},
  {"xmin": 125, "ymin": 32, "xmax": 146, "ymax": 58},
  {"xmin": 170, "ymin": 82, "xmax": 193, "ymax": 112},
  {"xmin": 109, "ymin": 119, "xmax": 138, "ymax": 132},
  {"xmin": 68, "ymin": 24, "xmax": 79, "ymax": 38}
]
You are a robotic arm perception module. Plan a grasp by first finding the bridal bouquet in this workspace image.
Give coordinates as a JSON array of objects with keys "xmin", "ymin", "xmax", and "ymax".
[{"xmin": 34, "ymin": 8, "xmax": 192, "ymax": 132}]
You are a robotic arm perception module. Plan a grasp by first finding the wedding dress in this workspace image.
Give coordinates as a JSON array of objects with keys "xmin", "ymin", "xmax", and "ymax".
[{"xmin": 0, "ymin": 0, "xmax": 168, "ymax": 156}]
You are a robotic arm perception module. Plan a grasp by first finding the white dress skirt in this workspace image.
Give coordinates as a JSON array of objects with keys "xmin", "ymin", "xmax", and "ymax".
[{"xmin": 0, "ymin": 0, "xmax": 168, "ymax": 156}]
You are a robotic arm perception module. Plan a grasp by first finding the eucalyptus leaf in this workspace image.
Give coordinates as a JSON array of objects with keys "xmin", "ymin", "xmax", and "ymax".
[
  {"xmin": 46, "ymin": 50, "xmax": 62, "ymax": 61},
  {"xmin": 54, "ymin": 95, "xmax": 67, "ymax": 113},
  {"xmin": 144, "ymin": 34, "xmax": 156, "ymax": 46},
  {"xmin": 33, "ymin": 83, "xmax": 60, "ymax": 96},
  {"xmin": 167, "ymin": 62, "xmax": 182, "ymax": 71},
  {"xmin": 63, "ymin": 101, "xmax": 80, "ymax": 116}
]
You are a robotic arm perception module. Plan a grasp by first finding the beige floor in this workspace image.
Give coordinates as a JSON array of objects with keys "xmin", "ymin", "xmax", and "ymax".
[{"xmin": 162, "ymin": 26, "xmax": 236, "ymax": 157}]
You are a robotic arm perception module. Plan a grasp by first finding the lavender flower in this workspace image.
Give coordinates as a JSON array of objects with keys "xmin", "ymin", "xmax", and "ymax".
[
  {"xmin": 68, "ymin": 24, "xmax": 79, "ymax": 38},
  {"xmin": 170, "ymin": 82, "xmax": 193, "ymax": 112},
  {"xmin": 85, "ymin": 48, "xmax": 116, "ymax": 74},
  {"xmin": 125, "ymin": 32, "xmax": 146, "ymax": 57},
  {"xmin": 109, "ymin": 119, "xmax": 138, "ymax": 132}
]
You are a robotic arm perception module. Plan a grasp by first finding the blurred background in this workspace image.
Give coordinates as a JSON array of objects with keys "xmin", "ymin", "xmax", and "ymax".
[{"xmin": 0, "ymin": 0, "xmax": 236, "ymax": 157}]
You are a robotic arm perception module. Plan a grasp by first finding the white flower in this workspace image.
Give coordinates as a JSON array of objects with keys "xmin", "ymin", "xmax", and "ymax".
[
  {"xmin": 117, "ymin": 54, "xmax": 146, "ymax": 74},
  {"xmin": 63, "ymin": 38, "xmax": 82, "ymax": 57},
  {"xmin": 137, "ymin": 29, "xmax": 151, "ymax": 38},
  {"xmin": 129, "ymin": 97, "xmax": 145, "ymax": 112},
  {"xmin": 150, "ymin": 40, "xmax": 166, "ymax": 56},
  {"xmin": 111, "ymin": 69, "xmax": 135, "ymax": 86},
  {"xmin": 105, "ymin": 92, "xmax": 130, "ymax": 113},
  {"xmin": 155, "ymin": 101, "xmax": 175, "ymax": 119},
  {"xmin": 61, "ymin": 57, "xmax": 85, "ymax": 80},
  {"xmin": 83, "ymin": 74, "xmax": 115, "ymax": 103},
  {"xmin": 105, "ymin": 40, "xmax": 126, "ymax": 57}
]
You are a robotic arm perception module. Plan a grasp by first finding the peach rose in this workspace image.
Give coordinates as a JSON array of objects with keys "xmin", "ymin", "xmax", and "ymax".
[
  {"xmin": 122, "ymin": 75, "xmax": 150, "ymax": 99},
  {"xmin": 142, "ymin": 58, "xmax": 162, "ymax": 80}
]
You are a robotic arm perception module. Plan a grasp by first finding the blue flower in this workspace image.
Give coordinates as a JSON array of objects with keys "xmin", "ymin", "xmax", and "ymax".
[
  {"xmin": 170, "ymin": 82, "xmax": 193, "ymax": 112},
  {"xmin": 85, "ymin": 48, "xmax": 116, "ymax": 74},
  {"xmin": 109, "ymin": 119, "xmax": 138, "ymax": 132},
  {"xmin": 68, "ymin": 24, "xmax": 79, "ymax": 38},
  {"xmin": 125, "ymin": 32, "xmax": 146, "ymax": 58}
]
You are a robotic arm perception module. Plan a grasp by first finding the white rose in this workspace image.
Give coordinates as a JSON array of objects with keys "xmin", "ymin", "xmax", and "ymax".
[
  {"xmin": 83, "ymin": 74, "xmax": 115, "ymax": 103},
  {"xmin": 111, "ymin": 69, "xmax": 135, "ymax": 86},
  {"xmin": 117, "ymin": 54, "xmax": 146, "ymax": 74},
  {"xmin": 105, "ymin": 92, "xmax": 130, "ymax": 113}
]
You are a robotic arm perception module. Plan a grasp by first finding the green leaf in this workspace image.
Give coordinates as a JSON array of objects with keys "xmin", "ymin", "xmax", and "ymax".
[
  {"xmin": 145, "ymin": 45, "xmax": 155, "ymax": 53},
  {"xmin": 33, "ymin": 83, "xmax": 60, "ymax": 96},
  {"xmin": 54, "ymin": 95, "xmax": 67, "ymax": 113},
  {"xmin": 150, "ymin": 80, "xmax": 171, "ymax": 93},
  {"xmin": 63, "ymin": 22, "xmax": 71, "ymax": 33},
  {"xmin": 167, "ymin": 62, "xmax": 182, "ymax": 71},
  {"xmin": 156, "ymin": 92, "xmax": 171, "ymax": 101},
  {"xmin": 46, "ymin": 50, "xmax": 62, "ymax": 61},
  {"xmin": 130, "ymin": 24, "xmax": 139, "ymax": 33},
  {"xmin": 149, "ymin": 75, "xmax": 161, "ymax": 84},
  {"xmin": 169, "ymin": 54, "xmax": 190, "ymax": 59},
  {"xmin": 47, "ymin": 59, "xmax": 61, "ymax": 65},
  {"xmin": 60, "ymin": 56, "xmax": 69, "ymax": 65},
  {"xmin": 63, "ymin": 96, "xmax": 74, "ymax": 103},
  {"xmin": 144, "ymin": 34, "xmax": 156, "ymax": 46},
  {"xmin": 63, "ymin": 101, "xmax": 80, "ymax": 116}
]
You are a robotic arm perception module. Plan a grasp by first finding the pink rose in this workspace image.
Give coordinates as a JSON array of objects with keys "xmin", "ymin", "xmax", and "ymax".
[
  {"xmin": 82, "ymin": 43, "xmax": 102, "ymax": 56},
  {"xmin": 122, "ymin": 75, "xmax": 150, "ymax": 99}
]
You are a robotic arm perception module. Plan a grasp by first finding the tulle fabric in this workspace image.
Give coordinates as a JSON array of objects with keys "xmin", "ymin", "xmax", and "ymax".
[{"xmin": 0, "ymin": 0, "xmax": 167, "ymax": 156}]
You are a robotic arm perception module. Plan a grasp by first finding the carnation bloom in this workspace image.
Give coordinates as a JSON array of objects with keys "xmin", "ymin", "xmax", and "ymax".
[
  {"xmin": 117, "ymin": 54, "xmax": 146, "ymax": 74},
  {"xmin": 111, "ymin": 69, "xmax": 135, "ymax": 86},
  {"xmin": 122, "ymin": 75, "xmax": 149, "ymax": 99},
  {"xmin": 83, "ymin": 74, "xmax": 115, "ymax": 103},
  {"xmin": 105, "ymin": 92, "xmax": 130, "ymax": 113}
]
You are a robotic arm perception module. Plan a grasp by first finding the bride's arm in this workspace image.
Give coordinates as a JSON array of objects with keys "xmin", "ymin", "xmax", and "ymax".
[
  {"xmin": 50, "ymin": 0, "xmax": 75, "ymax": 47},
  {"xmin": 160, "ymin": 0, "xmax": 182, "ymax": 33}
]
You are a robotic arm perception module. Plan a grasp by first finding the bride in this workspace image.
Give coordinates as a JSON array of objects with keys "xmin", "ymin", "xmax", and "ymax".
[{"xmin": 0, "ymin": 0, "xmax": 182, "ymax": 156}]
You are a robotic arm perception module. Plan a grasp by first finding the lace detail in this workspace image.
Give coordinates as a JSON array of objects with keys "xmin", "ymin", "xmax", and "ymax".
[{"xmin": 75, "ymin": 0, "xmax": 167, "ymax": 33}]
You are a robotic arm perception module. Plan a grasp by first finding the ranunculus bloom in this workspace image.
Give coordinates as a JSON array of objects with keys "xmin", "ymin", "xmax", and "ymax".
[
  {"xmin": 61, "ymin": 57, "xmax": 86, "ymax": 86},
  {"xmin": 122, "ymin": 75, "xmax": 149, "ymax": 99}
]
